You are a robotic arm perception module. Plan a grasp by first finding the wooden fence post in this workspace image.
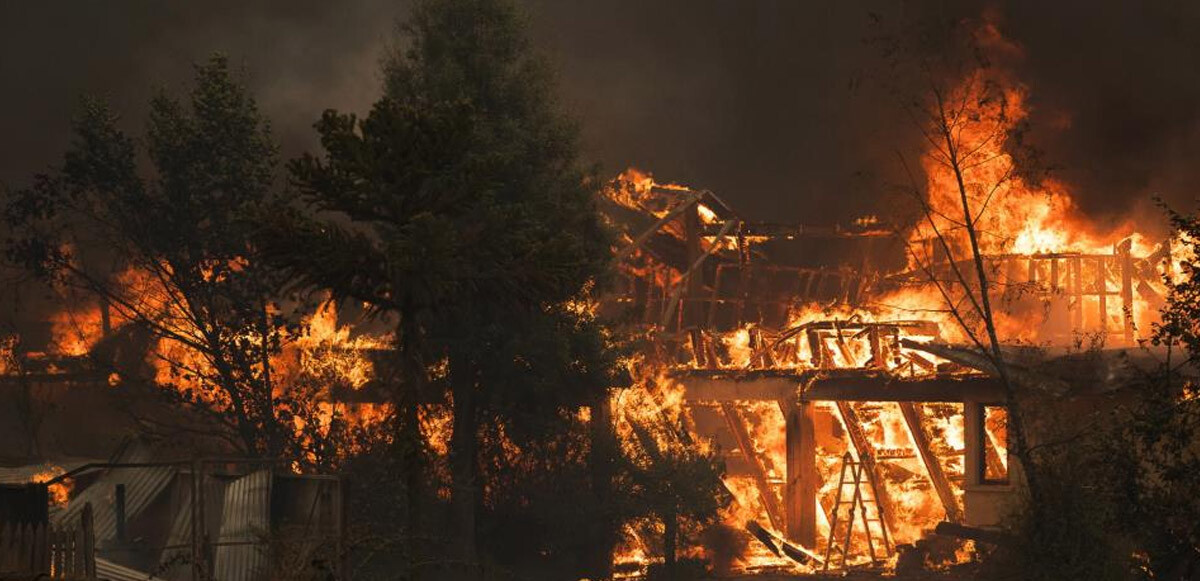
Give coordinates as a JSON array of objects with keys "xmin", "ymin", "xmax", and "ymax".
[
  {"xmin": 81, "ymin": 502, "xmax": 96, "ymax": 580},
  {"xmin": 35, "ymin": 522, "xmax": 50, "ymax": 574}
]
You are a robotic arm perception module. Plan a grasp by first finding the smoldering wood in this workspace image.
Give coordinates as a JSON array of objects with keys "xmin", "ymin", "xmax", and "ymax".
[
  {"xmin": 745, "ymin": 520, "xmax": 819, "ymax": 567},
  {"xmin": 745, "ymin": 521, "xmax": 780, "ymax": 557},
  {"xmin": 934, "ymin": 521, "xmax": 1015, "ymax": 547}
]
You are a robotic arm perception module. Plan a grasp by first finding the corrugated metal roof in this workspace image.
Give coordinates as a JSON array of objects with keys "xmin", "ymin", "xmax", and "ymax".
[
  {"xmin": 0, "ymin": 459, "xmax": 98, "ymax": 485},
  {"xmin": 54, "ymin": 442, "xmax": 176, "ymax": 543},
  {"xmin": 212, "ymin": 470, "xmax": 271, "ymax": 581},
  {"xmin": 96, "ymin": 556, "xmax": 167, "ymax": 581}
]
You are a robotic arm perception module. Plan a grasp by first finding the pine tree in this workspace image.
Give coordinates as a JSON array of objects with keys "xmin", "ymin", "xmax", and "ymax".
[{"xmin": 262, "ymin": 0, "xmax": 618, "ymax": 575}]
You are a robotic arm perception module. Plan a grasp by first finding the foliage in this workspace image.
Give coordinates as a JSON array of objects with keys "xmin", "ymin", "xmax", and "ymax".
[
  {"xmin": 986, "ymin": 427, "xmax": 1134, "ymax": 581},
  {"xmin": 258, "ymin": 0, "xmax": 624, "ymax": 576},
  {"xmin": 1111, "ymin": 204, "xmax": 1200, "ymax": 578},
  {"xmin": 3, "ymin": 55, "xmax": 302, "ymax": 457},
  {"xmin": 1103, "ymin": 385, "xmax": 1200, "ymax": 579}
]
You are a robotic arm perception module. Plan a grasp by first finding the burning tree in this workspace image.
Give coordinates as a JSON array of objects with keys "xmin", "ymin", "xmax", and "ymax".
[{"xmin": 2, "ymin": 56, "xmax": 382, "ymax": 465}]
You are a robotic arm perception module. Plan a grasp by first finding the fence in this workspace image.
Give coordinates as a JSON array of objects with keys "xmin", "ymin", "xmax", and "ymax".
[{"xmin": 0, "ymin": 503, "xmax": 95, "ymax": 579}]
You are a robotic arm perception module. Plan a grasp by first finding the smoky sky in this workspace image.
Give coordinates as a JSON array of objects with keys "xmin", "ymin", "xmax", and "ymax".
[{"xmin": 2, "ymin": 0, "xmax": 1199, "ymax": 228}]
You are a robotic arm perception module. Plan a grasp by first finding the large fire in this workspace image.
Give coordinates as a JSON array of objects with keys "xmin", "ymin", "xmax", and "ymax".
[
  {"xmin": 602, "ymin": 29, "xmax": 1176, "ymax": 570},
  {"xmin": 39, "ymin": 265, "xmax": 395, "ymax": 465},
  {"xmin": 9, "ymin": 16, "xmax": 1181, "ymax": 578}
]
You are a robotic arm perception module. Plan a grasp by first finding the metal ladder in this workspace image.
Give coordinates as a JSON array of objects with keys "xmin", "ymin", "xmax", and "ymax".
[{"xmin": 822, "ymin": 452, "xmax": 893, "ymax": 571}]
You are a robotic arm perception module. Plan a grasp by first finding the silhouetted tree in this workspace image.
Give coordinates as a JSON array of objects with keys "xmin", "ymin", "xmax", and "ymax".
[
  {"xmin": 260, "ymin": 0, "xmax": 620, "ymax": 576},
  {"xmin": 3, "ymin": 56, "xmax": 304, "ymax": 457}
]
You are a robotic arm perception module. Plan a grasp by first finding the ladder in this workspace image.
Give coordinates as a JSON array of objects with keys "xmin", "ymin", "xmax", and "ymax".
[{"xmin": 822, "ymin": 452, "xmax": 893, "ymax": 571}]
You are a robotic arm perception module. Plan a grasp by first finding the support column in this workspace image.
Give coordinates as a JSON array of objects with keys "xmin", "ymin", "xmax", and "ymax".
[
  {"xmin": 963, "ymin": 401, "xmax": 982, "ymax": 489},
  {"xmin": 1118, "ymin": 239, "xmax": 1135, "ymax": 343},
  {"xmin": 683, "ymin": 201, "xmax": 703, "ymax": 329},
  {"xmin": 784, "ymin": 400, "xmax": 817, "ymax": 549}
]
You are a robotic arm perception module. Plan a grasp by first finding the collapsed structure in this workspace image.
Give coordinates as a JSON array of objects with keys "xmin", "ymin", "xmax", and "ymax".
[
  {"xmin": 601, "ymin": 168, "xmax": 1174, "ymax": 574},
  {"xmin": 0, "ymin": 32, "xmax": 1183, "ymax": 578}
]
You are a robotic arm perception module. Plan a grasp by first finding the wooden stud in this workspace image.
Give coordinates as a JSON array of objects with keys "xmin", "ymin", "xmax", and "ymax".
[{"xmin": 785, "ymin": 401, "xmax": 818, "ymax": 549}]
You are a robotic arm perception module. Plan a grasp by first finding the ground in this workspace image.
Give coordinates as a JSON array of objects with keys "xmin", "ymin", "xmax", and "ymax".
[{"xmin": 716, "ymin": 564, "xmax": 982, "ymax": 580}]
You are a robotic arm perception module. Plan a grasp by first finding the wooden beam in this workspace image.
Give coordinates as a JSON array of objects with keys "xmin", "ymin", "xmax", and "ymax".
[
  {"xmin": 720, "ymin": 403, "xmax": 784, "ymax": 531},
  {"xmin": 898, "ymin": 403, "xmax": 963, "ymax": 523},
  {"xmin": 1072, "ymin": 256, "xmax": 1084, "ymax": 330},
  {"xmin": 681, "ymin": 374, "xmax": 797, "ymax": 402},
  {"xmin": 1118, "ymin": 240, "xmax": 1135, "ymax": 343},
  {"xmin": 700, "ymin": 221, "xmax": 894, "ymax": 239},
  {"xmin": 676, "ymin": 371, "xmax": 1005, "ymax": 403},
  {"xmin": 784, "ymin": 400, "xmax": 817, "ymax": 549},
  {"xmin": 1097, "ymin": 257, "xmax": 1108, "ymax": 332}
]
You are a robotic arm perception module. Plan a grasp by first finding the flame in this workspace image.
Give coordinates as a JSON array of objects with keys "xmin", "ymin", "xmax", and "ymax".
[
  {"xmin": 49, "ymin": 302, "xmax": 106, "ymax": 356},
  {"xmin": 902, "ymin": 38, "xmax": 1173, "ymax": 346},
  {"xmin": 32, "ymin": 466, "xmax": 72, "ymax": 507},
  {"xmin": 279, "ymin": 300, "xmax": 394, "ymax": 463}
]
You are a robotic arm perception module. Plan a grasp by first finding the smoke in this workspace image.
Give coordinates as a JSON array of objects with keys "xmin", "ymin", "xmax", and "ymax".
[
  {"xmin": 0, "ymin": 0, "xmax": 398, "ymax": 186},
  {"xmin": 1, "ymin": 0, "xmax": 1199, "ymax": 226},
  {"xmin": 999, "ymin": 1, "xmax": 1200, "ymax": 222}
]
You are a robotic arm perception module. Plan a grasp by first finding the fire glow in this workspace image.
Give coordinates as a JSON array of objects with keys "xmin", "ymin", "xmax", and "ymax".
[
  {"xmin": 12, "ymin": 21, "xmax": 1181, "ymax": 578},
  {"xmin": 602, "ymin": 44, "xmax": 1175, "ymax": 571}
]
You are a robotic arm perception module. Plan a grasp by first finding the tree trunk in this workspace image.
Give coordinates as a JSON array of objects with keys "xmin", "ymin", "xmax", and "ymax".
[
  {"xmin": 399, "ymin": 413, "xmax": 423, "ymax": 579},
  {"xmin": 397, "ymin": 312, "xmax": 425, "ymax": 580},
  {"xmin": 587, "ymin": 392, "xmax": 615, "ymax": 579},
  {"xmin": 260, "ymin": 302, "xmax": 281, "ymax": 458},
  {"xmin": 449, "ymin": 355, "xmax": 479, "ymax": 574},
  {"xmin": 663, "ymin": 508, "xmax": 678, "ymax": 580},
  {"xmin": 940, "ymin": 112, "xmax": 1041, "ymax": 504}
]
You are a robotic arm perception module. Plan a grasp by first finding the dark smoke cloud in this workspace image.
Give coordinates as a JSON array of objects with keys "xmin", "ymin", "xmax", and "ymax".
[
  {"xmin": 998, "ymin": 0, "xmax": 1200, "ymax": 224},
  {"xmin": 2, "ymin": 0, "xmax": 1199, "ymax": 227},
  {"xmin": 0, "ymin": 0, "xmax": 398, "ymax": 185}
]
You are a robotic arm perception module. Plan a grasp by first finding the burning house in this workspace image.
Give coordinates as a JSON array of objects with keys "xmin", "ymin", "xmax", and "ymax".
[
  {"xmin": 0, "ymin": 304, "xmax": 373, "ymax": 580},
  {"xmin": 597, "ymin": 42, "xmax": 1180, "ymax": 573},
  {"xmin": 0, "ymin": 5, "xmax": 1192, "ymax": 580},
  {"xmin": 600, "ymin": 166, "xmax": 1174, "ymax": 574},
  {"xmin": 576, "ymin": 18, "xmax": 1193, "ymax": 574},
  {"xmin": 0, "ymin": 101, "xmax": 1177, "ymax": 579}
]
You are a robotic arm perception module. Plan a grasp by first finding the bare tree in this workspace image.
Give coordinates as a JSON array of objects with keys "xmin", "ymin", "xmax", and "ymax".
[{"xmin": 877, "ymin": 16, "xmax": 1047, "ymax": 506}]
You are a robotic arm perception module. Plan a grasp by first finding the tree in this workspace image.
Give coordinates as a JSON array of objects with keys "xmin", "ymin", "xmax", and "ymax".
[
  {"xmin": 259, "ymin": 0, "xmax": 617, "ymax": 575},
  {"xmin": 4, "ymin": 56, "xmax": 299, "ymax": 458},
  {"xmin": 875, "ymin": 15, "xmax": 1149, "ymax": 580},
  {"xmin": 874, "ymin": 11, "xmax": 1045, "ymax": 508},
  {"xmin": 1108, "ymin": 205, "xmax": 1200, "ymax": 579}
]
